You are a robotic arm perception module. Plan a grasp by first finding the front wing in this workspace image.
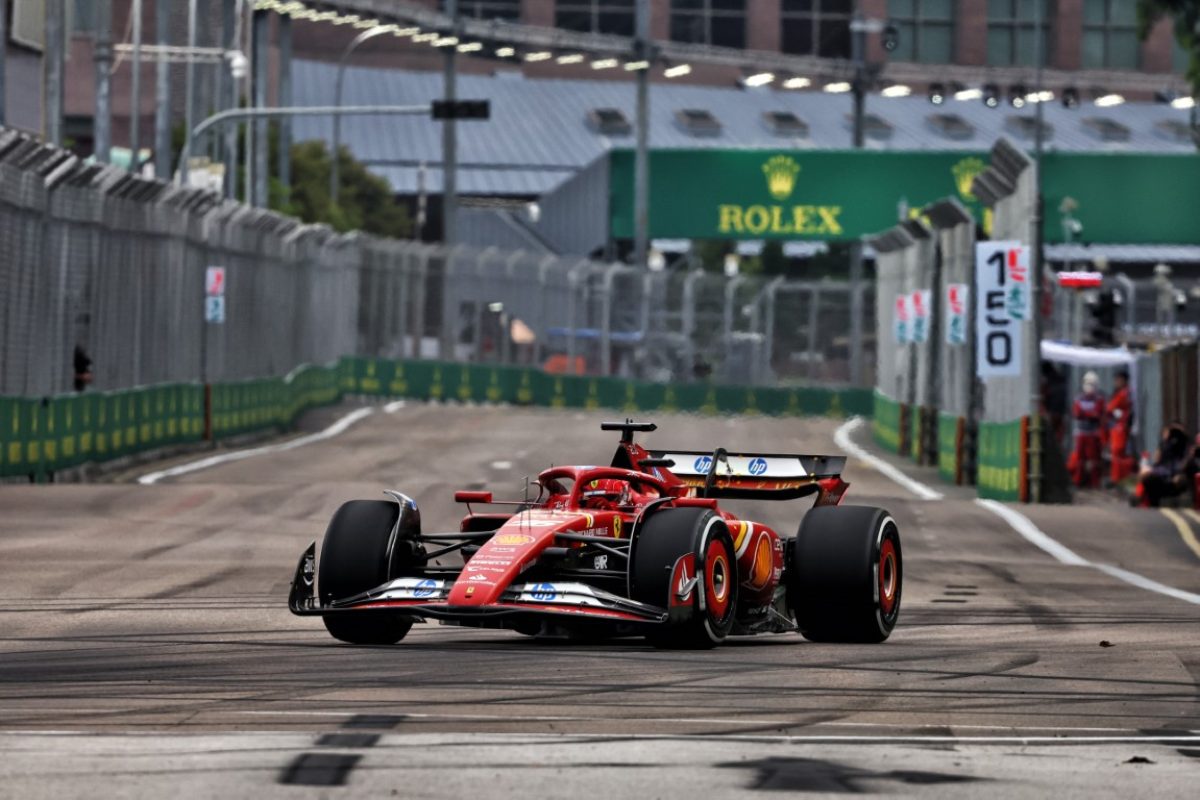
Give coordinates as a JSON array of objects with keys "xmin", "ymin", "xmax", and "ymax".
[{"xmin": 288, "ymin": 543, "xmax": 668, "ymax": 626}]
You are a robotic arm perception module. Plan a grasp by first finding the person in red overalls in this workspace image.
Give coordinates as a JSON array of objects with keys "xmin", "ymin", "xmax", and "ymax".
[
  {"xmin": 1069, "ymin": 371, "xmax": 1105, "ymax": 488},
  {"xmin": 1106, "ymin": 369, "xmax": 1135, "ymax": 484}
]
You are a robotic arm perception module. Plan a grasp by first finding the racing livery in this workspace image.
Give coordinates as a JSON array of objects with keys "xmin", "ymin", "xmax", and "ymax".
[{"xmin": 289, "ymin": 421, "xmax": 902, "ymax": 648}]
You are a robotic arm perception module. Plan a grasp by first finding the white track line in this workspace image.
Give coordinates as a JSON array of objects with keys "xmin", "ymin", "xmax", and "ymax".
[
  {"xmin": 384, "ymin": 399, "xmax": 407, "ymax": 413},
  {"xmin": 137, "ymin": 407, "xmax": 375, "ymax": 485},
  {"xmin": 975, "ymin": 499, "xmax": 1200, "ymax": 606},
  {"xmin": 974, "ymin": 499, "xmax": 1089, "ymax": 566},
  {"xmin": 834, "ymin": 417, "xmax": 943, "ymax": 501}
]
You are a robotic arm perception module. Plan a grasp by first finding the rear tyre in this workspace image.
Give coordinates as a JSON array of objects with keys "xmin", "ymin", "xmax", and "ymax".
[
  {"xmin": 318, "ymin": 499, "xmax": 415, "ymax": 645},
  {"xmin": 630, "ymin": 507, "xmax": 738, "ymax": 649},
  {"xmin": 788, "ymin": 505, "xmax": 901, "ymax": 643}
]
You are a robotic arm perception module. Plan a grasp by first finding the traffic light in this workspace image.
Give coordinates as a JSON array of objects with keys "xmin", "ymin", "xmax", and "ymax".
[
  {"xmin": 431, "ymin": 100, "xmax": 491, "ymax": 120},
  {"xmin": 1086, "ymin": 288, "xmax": 1118, "ymax": 347}
]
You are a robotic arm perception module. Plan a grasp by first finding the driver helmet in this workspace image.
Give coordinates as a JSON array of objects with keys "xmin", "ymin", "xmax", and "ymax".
[{"xmin": 582, "ymin": 478, "xmax": 626, "ymax": 509}]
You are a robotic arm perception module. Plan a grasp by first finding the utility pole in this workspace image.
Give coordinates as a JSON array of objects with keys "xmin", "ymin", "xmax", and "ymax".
[
  {"xmin": 847, "ymin": 10, "xmax": 875, "ymax": 387},
  {"xmin": 442, "ymin": 0, "xmax": 459, "ymax": 245},
  {"xmin": 252, "ymin": 8, "xmax": 269, "ymax": 207},
  {"xmin": 0, "ymin": 0, "xmax": 8, "ymax": 127},
  {"xmin": 1028, "ymin": 0, "xmax": 1046, "ymax": 504},
  {"xmin": 130, "ymin": 0, "xmax": 143, "ymax": 167},
  {"xmin": 222, "ymin": 0, "xmax": 238, "ymax": 199},
  {"xmin": 94, "ymin": 0, "xmax": 112, "ymax": 162},
  {"xmin": 153, "ymin": 0, "xmax": 170, "ymax": 178},
  {"xmin": 183, "ymin": 0, "xmax": 198, "ymax": 185},
  {"xmin": 44, "ymin": 0, "xmax": 65, "ymax": 145},
  {"xmin": 278, "ymin": 14, "xmax": 293, "ymax": 202},
  {"xmin": 633, "ymin": 0, "xmax": 651, "ymax": 269}
]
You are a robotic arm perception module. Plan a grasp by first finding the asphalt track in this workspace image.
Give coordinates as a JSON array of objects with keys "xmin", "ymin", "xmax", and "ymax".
[{"xmin": 1, "ymin": 404, "xmax": 1199, "ymax": 798}]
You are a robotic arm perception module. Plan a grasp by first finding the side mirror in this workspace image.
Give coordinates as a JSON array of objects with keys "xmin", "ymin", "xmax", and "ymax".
[{"xmin": 454, "ymin": 490, "xmax": 493, "ymax": 505}]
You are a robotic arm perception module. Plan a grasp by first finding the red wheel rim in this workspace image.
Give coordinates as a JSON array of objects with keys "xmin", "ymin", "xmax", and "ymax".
[
  {"xmin": 704, "ymin": 538, "xmax": 732, "ymax": 618},
  {"xmin": 878, "ymin": 536, "xmax": 898, "ymax": 616}
]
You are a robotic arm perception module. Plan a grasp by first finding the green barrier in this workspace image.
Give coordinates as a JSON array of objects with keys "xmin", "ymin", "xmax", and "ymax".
[
  {"xmin": 872, "ymin": 392, "xmax": 902, "ymax": 453},
  {"xmin": 977, "ymin": 419, "xmax": 1025, "ymax": 502},
  {"xmin": 1, "ymin": 356, "xmax": 872, "ymax": 479},
  {"xmin": 937, "ymin": 412, "xmax": 962, "ymax": 484}
]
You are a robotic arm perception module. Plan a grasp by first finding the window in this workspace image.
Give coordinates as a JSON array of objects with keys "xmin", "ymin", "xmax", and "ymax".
[
  {"xmin": 781, "ymin": 0, "xmax": 852, "ymax": 59},
  {"xmin": 987, "ymin": 0, "xmax": 1053, "ymax": 67},
  {"xmin": 926, "ymin": 113, "xmax": 974, "ymax": 141},
  {"xmin": 676, "ymin": 108, "xmax": 722, "ymax": 135},
  {"xmin": 670, "ymin": 1, "xmax": 747, "ymax": 50},
  {"xmin": 845, "ymin": 113, "xmax": 893, "ymax": 140},
  {"xmin": 1082, "ymin": 0, "xmax": 1139, "ymax": 69},
  {"xmin": 1005, "ymin": 115, "xmax": 1053, "ymax": 141},
  {"xmin": 557, "ymin": 1, "xmax": 636, "ymax": 37},
  {"xmin": 587, "ymin": 108, "xmax": 632, "ymax": 135},
  {"xmin": 1082, "ymin": 117, "xmax": 1131, "ymax": 143},
  {"xmin": 71, "ymin": 0, "xmax": 97, "ymax": 33},
  {"xmin": 888, "ymin": 0, "xmax": 953, "ymax": 63},
  {"xmin": 443, "ymin": 1, "xmax": 521, "ymax": 20},
  {"xmin": 763, "ymin": 111, "xmax": 809, "ymax": 137}
]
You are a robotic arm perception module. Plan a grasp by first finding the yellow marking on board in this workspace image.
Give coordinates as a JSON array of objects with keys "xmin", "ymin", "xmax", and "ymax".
[{"xmin": 613, "ymin": 516, "xmax": 623, "ymax": 538}]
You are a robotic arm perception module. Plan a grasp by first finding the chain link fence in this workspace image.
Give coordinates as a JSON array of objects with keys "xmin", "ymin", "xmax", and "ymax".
[{"xmin": 1, "ymin": 128, "xmax": 872, "ymax": 399}]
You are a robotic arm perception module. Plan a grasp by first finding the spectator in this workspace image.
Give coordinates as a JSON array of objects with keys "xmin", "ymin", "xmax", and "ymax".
[
  {"xmin": 1106, "ymin": 369, "xmax": 1135, "ymax": 484},
  {"xmin": 73, "ymin": 345, "xmax": 93, "ymax": 392},
  {"xmin": 1069, "ymin": 371, "xmax": 1105, "ymax": 488},
  {"xmin": 1132, "ymin": 423, "xmax": 1193, "ymax": 507}
]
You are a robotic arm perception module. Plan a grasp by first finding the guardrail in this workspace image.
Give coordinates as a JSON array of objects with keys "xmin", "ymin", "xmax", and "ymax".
[{"xmin": 0, "ymin": 358, "xmax": 869, "ymax": 481}]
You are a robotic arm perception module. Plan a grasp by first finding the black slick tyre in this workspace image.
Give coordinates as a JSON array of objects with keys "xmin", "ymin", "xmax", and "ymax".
[
  {"xmin": 318, "ymin": 499, "xmax": 415, "ymax": 645},
  {"xmin": 788, "ymin": 505, "xmax": 901, "ymax": 643},
  {"xmin": 630, "ymin": 507, "xmax": 738, "ymax": 649}
]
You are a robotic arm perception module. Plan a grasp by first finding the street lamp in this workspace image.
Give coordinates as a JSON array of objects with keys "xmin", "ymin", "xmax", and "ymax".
[{"xmin": 331, "ymin": 23, "xmax": 401, "ymax": 202}]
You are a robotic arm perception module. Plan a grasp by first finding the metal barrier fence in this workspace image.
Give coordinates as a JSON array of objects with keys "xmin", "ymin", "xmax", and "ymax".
[{"xmin": 0, "ymin": 128, "xmax": 872, "ymax": 401}]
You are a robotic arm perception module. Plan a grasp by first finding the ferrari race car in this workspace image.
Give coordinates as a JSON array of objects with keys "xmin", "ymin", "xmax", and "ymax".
[{"xmin": 289, "ymin": 421, "xmax": 902, "ymax": 649}]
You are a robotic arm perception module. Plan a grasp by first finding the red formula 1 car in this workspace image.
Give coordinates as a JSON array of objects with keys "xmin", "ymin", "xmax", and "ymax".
[{"xmin": 289, "ymin": 421, "xmax": 902, "ymax": 649}]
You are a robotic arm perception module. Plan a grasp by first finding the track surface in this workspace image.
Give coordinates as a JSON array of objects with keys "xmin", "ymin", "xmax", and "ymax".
[{"xmin": 2, "ymin": 405, "xmax": 1198, "ymax": 797}]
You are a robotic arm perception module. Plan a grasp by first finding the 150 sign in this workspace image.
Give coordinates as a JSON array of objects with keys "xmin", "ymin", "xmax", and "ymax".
[{"xmin": 975, "ymin": 242, "xmax": 1028, "ymax": 378}]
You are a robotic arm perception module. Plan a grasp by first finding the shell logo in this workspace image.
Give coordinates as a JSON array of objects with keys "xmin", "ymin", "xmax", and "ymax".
[{"xmin": 493, "ymin": 533, "xmax": 535, "ymax": 546}]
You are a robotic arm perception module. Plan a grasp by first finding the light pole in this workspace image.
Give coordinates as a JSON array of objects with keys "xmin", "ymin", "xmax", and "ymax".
[
  {"xmin": 633, "ymin": 0, "xmax": 651, "ymax": 270},
  {"xmin": 1028, "ymin": 0, "xmax": 1047, "ymax": 503},
  {"xmin": 330, "ymin": 23, "xmax": 398, "ymax": 202},
  {"xmin": 443, "ymin": 1, "xmax": 460, "ymax": 247}
]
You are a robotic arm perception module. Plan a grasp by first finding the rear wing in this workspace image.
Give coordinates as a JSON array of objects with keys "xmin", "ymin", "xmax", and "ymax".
[{"xmin": 649, "ymin": 449, "xmax": 847, "ymax": 501}]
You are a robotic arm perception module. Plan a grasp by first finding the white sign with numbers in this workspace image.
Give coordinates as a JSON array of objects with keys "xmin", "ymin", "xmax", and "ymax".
[{"xmin": 975, "ymin": 241, "xmax": 1027, "ymax": 378}]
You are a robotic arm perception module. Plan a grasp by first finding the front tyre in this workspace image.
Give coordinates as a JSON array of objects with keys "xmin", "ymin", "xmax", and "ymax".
[
  {"xmin": 788, "ymin": 505, "xmax": 902, "ymax": 643},
  {"xmin": 630, "ymin": 508, "xmax": 738, "ymax": 649},
  {"xmin": 318, "ymin": 499, "xmax": 415, "ymax": 645}
]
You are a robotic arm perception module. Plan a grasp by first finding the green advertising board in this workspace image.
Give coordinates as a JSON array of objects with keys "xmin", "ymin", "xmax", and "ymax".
[{"xmin": 610, "ymin": 149, "xmax": 1200, "ymax": 245}]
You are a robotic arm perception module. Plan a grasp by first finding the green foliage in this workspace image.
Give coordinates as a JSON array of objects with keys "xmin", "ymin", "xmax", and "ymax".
[
  {"xmin": 1139, "ymin": 0, "xmax": 1200, "ymax": 97},
  {"xmin": 273, "ymin": 136, "xmax": 411, "ymax": 238}
]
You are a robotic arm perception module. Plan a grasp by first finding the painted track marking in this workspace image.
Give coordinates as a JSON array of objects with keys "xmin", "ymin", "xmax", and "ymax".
[
  {"xmin": 1169, "ymin": 509, "xmax": 1200, "ymax": 561},
  {"xmin": 137, "ymin": 407, "xmax": 375, "ymax": 485},
  {"xmin": 834, "ymin": 417, "xmax": 943, "ymax": 501},
  {"xmin": 976, "ymin": 499, "xmax": 1200, "ymax": 606}
]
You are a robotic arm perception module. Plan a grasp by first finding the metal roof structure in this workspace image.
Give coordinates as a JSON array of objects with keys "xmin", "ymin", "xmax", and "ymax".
[{"xmin": 291, "ymin": 59, "xmax": 1198, "ymax": 197}]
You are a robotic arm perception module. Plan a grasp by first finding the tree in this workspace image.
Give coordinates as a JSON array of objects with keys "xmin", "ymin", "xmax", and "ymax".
[
  {"xmin": 1138, "ymin": 1, "xmax": 1200, "ymax": 96},
  {"xmin": 271, "ymin": 137, "xmax": 411, "ymax": 239}
]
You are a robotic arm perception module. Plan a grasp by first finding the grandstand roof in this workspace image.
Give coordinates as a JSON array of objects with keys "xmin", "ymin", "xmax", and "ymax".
[{"xmin": 291, "ymin": 59, "xmax": 1198, "ymax": 197}]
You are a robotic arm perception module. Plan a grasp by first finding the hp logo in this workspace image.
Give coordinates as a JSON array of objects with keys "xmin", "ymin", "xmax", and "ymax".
[
  {"xmin": 748, "ymin": 457, "xmax": 768, "ymax": 476},
  {"xmin": 693, "ymin": 455, "xmax": 714, "ymax": 473}
]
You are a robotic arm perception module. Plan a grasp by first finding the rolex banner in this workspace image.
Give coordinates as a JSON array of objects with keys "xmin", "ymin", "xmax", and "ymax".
[{"xmin": 609, "ymin": 150, "xmax": 1200, "ymax": 244}]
